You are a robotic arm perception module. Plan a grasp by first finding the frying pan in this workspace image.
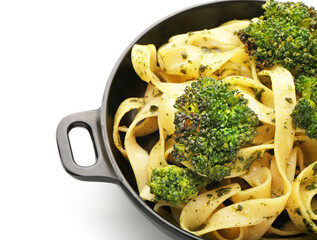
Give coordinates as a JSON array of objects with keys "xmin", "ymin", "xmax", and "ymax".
[{"xmin": 56, "ymin": 1, "xmax": 268, "ymax": 239}]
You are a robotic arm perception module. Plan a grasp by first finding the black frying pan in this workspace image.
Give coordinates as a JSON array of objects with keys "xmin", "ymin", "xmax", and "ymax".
[{"xmin": 56, "ymin": 1, "xmax": 267, "ymax": 239}]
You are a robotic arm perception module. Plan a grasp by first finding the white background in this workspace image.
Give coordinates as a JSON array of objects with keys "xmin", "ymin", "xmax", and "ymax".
[{"xmin": 0, "ymin": 0, "xmax": 315, "ymax": 240}]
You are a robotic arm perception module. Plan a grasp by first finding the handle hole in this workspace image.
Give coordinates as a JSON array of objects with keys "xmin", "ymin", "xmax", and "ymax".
[{"xmin": 68, "ymin": 126, "xmax": 96, "ymax": 167}]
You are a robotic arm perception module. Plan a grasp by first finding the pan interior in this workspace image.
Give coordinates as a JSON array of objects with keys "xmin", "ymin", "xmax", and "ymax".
[
  {"xmin": 105, "ymin": 0, "xmax": 265, "ymax": 192},
  {"xmin": 102, "ymin": 1, "xmax": 265, "ymax": 238}
]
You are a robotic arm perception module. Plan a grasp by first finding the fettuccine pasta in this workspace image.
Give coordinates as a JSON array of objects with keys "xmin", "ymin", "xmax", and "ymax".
[{"xmin": 112, "ymin": 18, "xmax": 317, "ymax": 240}]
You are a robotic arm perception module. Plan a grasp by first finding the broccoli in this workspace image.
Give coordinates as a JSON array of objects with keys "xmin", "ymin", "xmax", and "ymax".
[
  {"xmin": 238, "ymin": 0, "xmax": 317, "ymax": 139},
  {"xmin": 294, "ymin": 75, "xmax": 317, "ymax": 102},
  {"xmin": 171, "ymin": 77, "xmax": 259, "ymax": 181},
  {"xmin": 238, "ymin": 0, "xmax": 317, "ymax": 78},
  {"xmin": 291, "ymin": 76, "xmax": 317, "ymax": 139},
  {"xmin": 147, "ymin": 165, "xmax": 207, "ymax": 205}
]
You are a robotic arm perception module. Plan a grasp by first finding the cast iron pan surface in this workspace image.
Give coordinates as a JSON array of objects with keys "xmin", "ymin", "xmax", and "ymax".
[{"xmin": 57, "ymin": 1, "xmax": 272, "ymax": 239}]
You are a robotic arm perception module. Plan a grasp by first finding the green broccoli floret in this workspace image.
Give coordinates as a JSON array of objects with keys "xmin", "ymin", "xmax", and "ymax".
[
  {"xmin": 147, "ymin": 165, "xmax": 207, "ymax": 205},
  {"xmin": 171, "ymin": 77, "xmax": 259, "ymax": 181},
  {"xmin": 238, "ymin": 0, "xmax": 317, "ymax": 77},
  {"xmin": 291, "ymin": 76, "xmax": 317, "ymax": 139},
  {"xmin": 295, "ymin": 75, "xmax": 317, "ymax": 102},
  {"xmin": 238, "ymin": 0, "xmax": 317, "ymax": 139}
]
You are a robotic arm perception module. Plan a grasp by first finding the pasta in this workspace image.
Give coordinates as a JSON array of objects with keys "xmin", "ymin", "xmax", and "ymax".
[{"xmin": 112, "ymin": 17, "xmax": 317, "ymax": 240}]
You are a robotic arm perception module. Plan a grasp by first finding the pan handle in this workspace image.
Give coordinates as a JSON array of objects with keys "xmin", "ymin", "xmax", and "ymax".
[{"xmin": 56, "ymin": 109, "xmax": 119, "ymax": 183}]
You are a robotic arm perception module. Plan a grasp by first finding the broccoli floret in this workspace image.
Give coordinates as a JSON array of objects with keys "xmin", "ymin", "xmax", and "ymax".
[
  {"xmin": 295, "ymin": 75, "xmax": 317, "ymax": 102},
  {"xmin": 238, "ymin": 0, "xmax": 317, "ymax": 77},
  {"xmin": 147, "ymin": 165, "xmax": 207, "ymax": 205},
  {"xmin": 291, "ymin": 76, "xmax": 317, "ymax": 139},
  {"xmin": 238, "ymin": 0, "xmax": 317, "ymax": 139},
  {"xmin": 171, "ymin": 77, "xmax": 259, "ymax": 181}
]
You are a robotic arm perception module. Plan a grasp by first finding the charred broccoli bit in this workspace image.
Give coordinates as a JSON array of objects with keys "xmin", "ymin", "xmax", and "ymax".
[
  {"xmin": 291, "ymin": 76, "xmax": 317, "ymax": 139},
  {"xmin": 238, "ymin": 0, "xmax": 317, "ymax": 77},
  {"xmin": 148, "ymin": 165, "xmax": 207, "ymax": 205},
  {"xmin": 171, "ymin": 77, "xmax": 259, "ymax": 181}
]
